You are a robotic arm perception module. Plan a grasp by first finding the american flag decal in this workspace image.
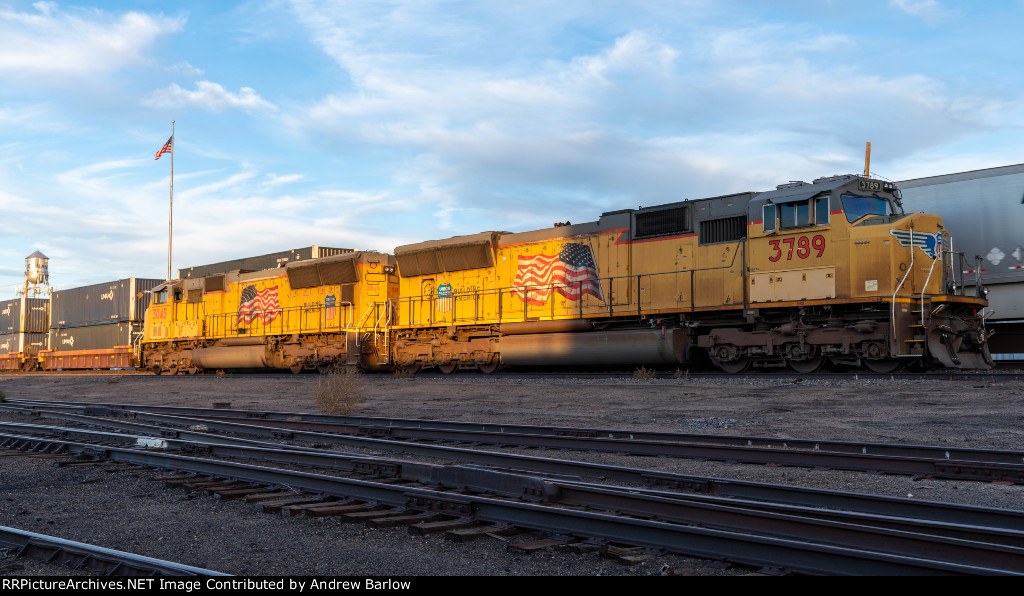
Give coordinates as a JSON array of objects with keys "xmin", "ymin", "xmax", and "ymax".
[
  {"xmin": 238, "ymin": 285, "xmax": 282, "ymax": 325},
  {"xmin": 513, "ymin": 243, "xmax": 604, "ymax": 306}
]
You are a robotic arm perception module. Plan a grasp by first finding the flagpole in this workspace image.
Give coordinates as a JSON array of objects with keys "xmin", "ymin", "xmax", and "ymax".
[{"xmin": 168, "ymin": 120, "xmax": 174, "ymax": 281}]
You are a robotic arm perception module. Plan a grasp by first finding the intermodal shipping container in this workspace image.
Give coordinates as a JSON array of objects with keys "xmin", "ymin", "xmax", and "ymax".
[
  {"xmin": 176, "ymin": 246, "xmax": 353, "ymax": 279},
  {"xmin": 48, "ymin": 321, "xmax": 143, "ymax": 352},
  {"xmin": 0, "ymin": 332, "xmax": 47, "ymax": 355},
  {"xmin": 50, "ymin": 278, "xmax": 162, "ymax": 328},
  {"xmin": 0, "ymin": 297, "xmax": 49, "ymax": 334}
]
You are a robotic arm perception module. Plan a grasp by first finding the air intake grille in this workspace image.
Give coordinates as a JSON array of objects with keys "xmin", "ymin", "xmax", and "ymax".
[
  {"xmin": 699, "ymin": 215, "xmax": 747, "ymax": 245},
  {"xmin": 635, "ymin": 206, "xmax": 689, "ymax": 239}
]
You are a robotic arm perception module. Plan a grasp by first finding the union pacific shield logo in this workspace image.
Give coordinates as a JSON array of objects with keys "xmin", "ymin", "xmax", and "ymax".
[
  {"xmin": 889, "ymin": 229, "xmax": 942, "ymax": 260},
  {"xmin": 437, "ymin": 283, "xmax": 453, "ymax": 313},
  {"xmin": 325, "ymin": 294, "xmax": 337, "ymax": 321}
]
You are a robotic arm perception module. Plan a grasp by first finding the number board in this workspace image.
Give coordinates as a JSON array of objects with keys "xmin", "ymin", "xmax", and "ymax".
[{"xmin": 858, "ymin": 180, "xmax": 882, "ymax": 192}]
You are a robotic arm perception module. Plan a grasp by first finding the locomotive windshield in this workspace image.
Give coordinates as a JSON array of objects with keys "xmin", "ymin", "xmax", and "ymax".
[{"xmin": 841, "ymin": 194, "xmax": 894, "ymax": 223}]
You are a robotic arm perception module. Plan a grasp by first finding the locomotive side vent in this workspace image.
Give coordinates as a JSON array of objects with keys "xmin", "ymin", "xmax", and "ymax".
[
  {"xmin": 699, "ymin": 215, "xmax": 747, "ymax": 245},
  {"xmin": 203, "ymin": 275, "xmax": 225, "ymax": 293},
  {"xmin": 635, "ymin": 206, "xmax": 690, "ymax": 239}
]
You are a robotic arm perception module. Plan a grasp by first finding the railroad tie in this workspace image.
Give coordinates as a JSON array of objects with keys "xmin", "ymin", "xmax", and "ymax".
[
  {"xmin": 367, "ymin": 512, "xmax": 444, "ymax": 529},
  {"xmin": 408, "ymin": 518, "xmax": 478, "ymax": 536},
  {"xmin": 340, "ymin": 508, "xmax": 414, "ymax": 523},
  {"xmin": 601, "ymin": 545, "xmax": 660, "ymax": 566},
  {"xmin": 256, "ymin": 496, "xmax": 330, "ymax": 514},
  {"xmin": 212, "ymin": 486, "xmax": 282, "ymax": 500},
  {"xmin": 201, "ymin": 482, "xmax": 251, "ymax": 494},
  {"xmin": 242, "ymin": 490, "xmax": 302, "ymax": 503},
  {"xmin": 445, "ymin": 524, "xmax": 522, "ymax": 543},
  {"xmin": 507, "ymin": 537, "xmax": 575, "ymax": 554},
  {"xmin": 279, "ymin": 501, "xmax": 364, "ymax": 517}
]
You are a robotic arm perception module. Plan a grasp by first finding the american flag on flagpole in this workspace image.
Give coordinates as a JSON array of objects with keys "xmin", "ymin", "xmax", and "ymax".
[
  {"xmin": 155, "ymin": 135, "xmax": 173, "ymax": 160},
  {"xmin": 512, "ymin": 243, "xmax": 604, "ymax": 306},
  {"xmin": 238, "ymin": 285, "xmax": 282, "ymax": 325}
]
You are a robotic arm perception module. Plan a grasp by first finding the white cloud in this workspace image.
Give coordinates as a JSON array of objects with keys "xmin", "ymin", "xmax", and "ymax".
[
  {"xmin": 264, "ymin": 173, "xmax": 306, "ymax": 187},
  {"xmin": 169, "ymin": 61, "xmax": 205, "ymax": 77},
  {"xmin": 889, "ymin": 0, "xmax": 948, "ymax": 20},
  {"xmin": 141, "ymin": 81, "xmax": 277, "ymax": 113},
  {"xmin": 0, "ymin": 4, "xmax": 184, "ymax": 76}
]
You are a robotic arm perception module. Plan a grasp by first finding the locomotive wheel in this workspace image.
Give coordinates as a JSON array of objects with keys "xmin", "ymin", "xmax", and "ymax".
[
  {"xmin": 787, "ymin": 351, "xmax": 825, "ymax": 374},
  {"xmin": 437, "ymin": 362, "xmax": 458, "ymax": 374},
  {"xmin": 864, "ymin": 358, "xmax": 904, "ymax": 373},
  {"xmin": 164, "ymin": 365, "xmax": 179, "ymax": 376},
  {"xmin": 713, "ymin": 355, "xmax": 750, "ymax": 374},
  {"xmin": 186, "ymin": 366, "xmax": 200, "ymax": 375},
  {"xmin": 290, "ymin": 364, "xmax": 303, "ymax": 374},
  {"xmin": 478, "ymin": 359, "xmax": 499, "ymax": 374}
]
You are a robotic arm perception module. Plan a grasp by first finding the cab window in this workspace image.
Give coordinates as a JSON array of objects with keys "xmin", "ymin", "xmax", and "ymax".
[
  {"xmin": 842, "ymin": 194, "xmax": 893, "ymax": 222},
  {"xmin": 764, "ymin": 196, "xmax": 829, "ymax": 232},
  {"xmin": 154, "ymin": 290, "xmax": 168, "ymax": 305}
]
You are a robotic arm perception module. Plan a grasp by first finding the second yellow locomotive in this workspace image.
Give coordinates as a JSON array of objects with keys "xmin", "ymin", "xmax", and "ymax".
[
  {"xmin": 141, "ymin": 174, "xmax": 992, "ymax": 373},
  {"xmin": 383, "ymin": 174, "xmax": 990, "ymax": 373}
]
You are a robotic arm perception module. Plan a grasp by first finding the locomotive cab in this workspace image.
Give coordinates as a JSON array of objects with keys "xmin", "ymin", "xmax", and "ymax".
[{"xmin": 737, "ymin": 175, "xmax": 990, "ymax": 371}]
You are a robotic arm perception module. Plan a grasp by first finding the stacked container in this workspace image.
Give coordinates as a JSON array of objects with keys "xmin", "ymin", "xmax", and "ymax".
[
  {"xmin": 0, "ymin": 296, "xmax": 50, "ymax": 370},
  {"xmin": 42, "ymin": 278, "xmax": 162, "ymax": 370}
]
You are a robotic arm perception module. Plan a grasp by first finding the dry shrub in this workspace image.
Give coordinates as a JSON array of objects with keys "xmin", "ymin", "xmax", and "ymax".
[
  {"xmin": 392, "ymin": 366, "xmax": 416, "ymax": 379},
  {"xmin": 314, "ymin": 364, "xmax": 365, "ymax": 415},
  {"xmin": 672, "ymin": 368, "xmax": 689, "ymax": 379},
  {"xmin": 633, "ymin": 366, "xmax": 657, "ymax": 380}
]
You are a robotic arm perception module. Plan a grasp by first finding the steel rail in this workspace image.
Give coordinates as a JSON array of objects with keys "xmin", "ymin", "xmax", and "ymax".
[
  {"xmin": 4, "ymin": 405, "xmax": 1023, "ymax": 532},
  {"xmin": 0, "ymin": 525, "xmax": 228, "ymax": 576},
  {"xmin": 12, "ymin": 399, "xmax": 1024, "ymax": 469},
  {"xmin": 0, "ymin": 431, "xmax": 1017, "ymax": 576},
  {"xmin": 46, "ymin": 406, "xmax": 1024, "ymax": 485},
  {"xmin": 6, "ymin": 420, "xmax": 1024, "ymax": 552}
]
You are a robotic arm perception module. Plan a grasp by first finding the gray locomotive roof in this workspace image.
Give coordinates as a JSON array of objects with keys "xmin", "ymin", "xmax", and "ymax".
[
  {"xmin": 899, "ymin": 163, "xmax": 1024, "ymax": 188},
  {"xmin": 753, "ymin": 175, "xmax": 859, "ymax": 204}
]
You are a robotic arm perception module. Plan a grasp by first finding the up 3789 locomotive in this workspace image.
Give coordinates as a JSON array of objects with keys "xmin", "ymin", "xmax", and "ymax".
[{"xmin": 140, "ymin": 174, "xmax": 992, "ymax": 374}]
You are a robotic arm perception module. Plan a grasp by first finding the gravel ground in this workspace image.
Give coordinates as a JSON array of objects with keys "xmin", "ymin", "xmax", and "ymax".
[{"xmin": 1, "ymin": 370, "xmax": 1023, "ymax": 576}]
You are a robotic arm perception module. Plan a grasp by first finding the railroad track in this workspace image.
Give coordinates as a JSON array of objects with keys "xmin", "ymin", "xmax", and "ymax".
[
  {"xmin": 1, "ymin": 367, "xmax": 1022, "ymax": 380},
  {"xmin": 2, "ymin": 411, "xmax": 1024, "ymax": 574},
  {"xmin": 8, "ymin": 400, "xmax": 1024, "ymax": 485},
  {"xmin": 0, "ymin": 525, "xmax": 226, "ymax": 577}
]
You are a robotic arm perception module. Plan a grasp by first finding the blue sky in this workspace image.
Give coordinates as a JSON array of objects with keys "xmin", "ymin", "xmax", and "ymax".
[{"xmin": 1, "ymin": 0, "xmax": 1022, "ymax": 298}]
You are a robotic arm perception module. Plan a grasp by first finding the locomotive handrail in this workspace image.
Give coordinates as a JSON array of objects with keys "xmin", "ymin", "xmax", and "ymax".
[
  {"xmin": 198, "ymin": 302, "xmax": 356, "ymax": 341},
  {"xmin": 921, "ymin": 257, "xmax": 940, "ymax": 328},
  {"xmin": 891, "ymin": 228, "xmax": 916, "ymax": 355}
]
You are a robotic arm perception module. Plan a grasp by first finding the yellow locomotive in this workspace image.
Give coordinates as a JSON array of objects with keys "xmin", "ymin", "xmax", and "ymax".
[
  {"xmin": 382, "ymin": 174, "xmax": 991, "ymax": 373},
  {"xmin": 140, "ymin": 174, "xmax": 991, "ymax": 373},
  {"xmin": 141, "ymin": 251, "xmax": 398, "ymax": 374}
]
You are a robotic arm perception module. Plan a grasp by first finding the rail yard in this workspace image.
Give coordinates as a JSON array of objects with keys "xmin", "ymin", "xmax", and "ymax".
[{"xmin": 1, "ymin": 370, "xmax": 1022, "ymax": 576}]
